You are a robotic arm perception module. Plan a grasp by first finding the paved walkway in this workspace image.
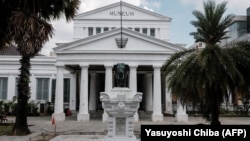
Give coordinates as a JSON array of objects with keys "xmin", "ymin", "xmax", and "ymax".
[{"xmin": 1, "ymin": 114, "xmax": 250, "ymax": 141}]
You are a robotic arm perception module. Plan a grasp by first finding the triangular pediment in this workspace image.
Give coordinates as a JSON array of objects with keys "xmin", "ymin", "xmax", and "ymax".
[
  {"xmin": 75, "ymin": 2, "xmax": 171, "ymax": 21},
  {"xmin": 53, "ymin": 28, "xmax": 184, "ymax": 54}
]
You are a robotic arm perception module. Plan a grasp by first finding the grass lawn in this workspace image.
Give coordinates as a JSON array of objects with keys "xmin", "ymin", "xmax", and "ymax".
[{"xmin": 0, "ymin": 123, "xmax": 13, "ymax": 136}]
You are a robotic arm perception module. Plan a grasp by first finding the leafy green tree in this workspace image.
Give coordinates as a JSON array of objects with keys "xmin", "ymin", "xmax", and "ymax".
[
  {"xmin": 162, "ymin": 0, "xmax": 250, "ymax": 125},
  {"xmin": 0, "ymin": 0, "xmax": 80, "ymax": 135}
]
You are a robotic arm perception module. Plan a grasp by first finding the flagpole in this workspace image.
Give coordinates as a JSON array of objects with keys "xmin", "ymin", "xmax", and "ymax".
[{"xmin": 120, "ymin": 0, "xmax": 123, "ymax": 43}]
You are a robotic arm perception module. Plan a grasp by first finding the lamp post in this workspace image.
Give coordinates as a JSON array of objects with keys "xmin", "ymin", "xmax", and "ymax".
[{"xmin": 115, "ymin": 0, "xmax": 128, "ymax": 48}]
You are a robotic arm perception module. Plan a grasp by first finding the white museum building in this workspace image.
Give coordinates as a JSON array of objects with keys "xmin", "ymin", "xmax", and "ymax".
[{"xmin": 0, "ymin": 2, "xmax": 185, "ymax": 122}]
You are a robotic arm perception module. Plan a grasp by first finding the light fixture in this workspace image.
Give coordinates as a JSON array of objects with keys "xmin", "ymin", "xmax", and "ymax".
[{"xmin": 115, "ymin": 0, "xmax": 128, "ymax": 48}]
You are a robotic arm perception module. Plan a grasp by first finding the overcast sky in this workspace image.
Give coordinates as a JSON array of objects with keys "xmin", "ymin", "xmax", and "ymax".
[{"xmin": 41, "ymin": 0, "xmax": 250, "ymax": 56}]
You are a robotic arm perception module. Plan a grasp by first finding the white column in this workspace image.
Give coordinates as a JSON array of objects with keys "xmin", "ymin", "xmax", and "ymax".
[
  {"xmin": 105, "ymin": 64, "xmax": 113, "ymax": 92},
  {"xmin": 93, "ymin": 27, "xmax": 96, "ymax": 36},
  {"xmin": 30, "ymin": 74, "xmax": 36, "ymax": 100},
  {"xmin": 89, "ymin": 73, "xmax": 97, "ymax": 112},
  {"xmin": 103, "ymin": 64, "xmax": 113, "ymax": 122},
  {"xmin": 147, "ymin": 28, "xmax": 150, "ymax": 36},
  {"xmin": 165, "ymin": 76, "xmax": 173, "ymax": 114},
  {"xmin": 129, "ymin": 65, "xmax": 139, "ymax": 122},
  {"xmin": 129, "ymin": 65, "xmax": 137, "ymax": 93},
  {"xmin": 152, "ymin": 65, "xmax": 163, "ymax": 121},
  {"xmin": 145, "ymin": 73, "xmax": 153, "ymax": 112},
  {"xmin": 175, "ymin": 99, "xmax": 188, "ymax": 122},
  {"xmin": 7, "ymin": 75, "xmax": 16, "ymax": 101},
  {"xmin": 52, "ymin": 63, "xmax": 65, "ymax": 122},
  {"xmin": 70, "ymin": 73, "xmax": 76, "ymax": 111},
  {"xmin": 77, "ymin": 64, "xmax": 90, "ymax": 121},
  {"xmin": 101, "ymin": 27, "xmax": 104, "ymax": 33}
]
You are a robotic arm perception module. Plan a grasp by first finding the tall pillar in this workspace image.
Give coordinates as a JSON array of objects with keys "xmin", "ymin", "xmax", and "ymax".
[
  {"xmin": 30, "ymin": 74, "xmax": 36, "ymax": 100},
  {"xmin": 152, "ymin": 65, "xmax": 163, "ymax": 121},
  {"xmin": 7, "ymin": 75, "xmax": 16, "ymax": 100},
  {"xmin": 165, "ymin": 76, "xmax": 173, "ymax": 115},
  {"xmin": 89, "ymin": 73, "xmax": 97, "ymax": 111},
  {"xmin": 77, "ymin": 64, "xmax": 90, "ymax": 122},
  {"xmin": 105, "ymin": 64, "xmax": 113, "ymax": 92},
  {"xmin": 52, "ymin": 63, "xmax": 65, "ymax": 122},
  {"xmin": 103, "ymin": 64, "xmax": 113, "ymax": 122},
  {"xmin": 175, "ymin": 99, "xmax": 188, "ymax": 122},
  {"xmin": 145, "ymin": 73, "xmax": 153, "ymax": 112},
  {"xmin": 70, "ymin": 73, "xmax": 76, "ymax": 111},
  {"xmin": 129, "ymin": 65, "xmax": 139, "ymax": 122},
  {"xmin": 129, "ymin": 65, "xmax": 137, "ymax": 93}
]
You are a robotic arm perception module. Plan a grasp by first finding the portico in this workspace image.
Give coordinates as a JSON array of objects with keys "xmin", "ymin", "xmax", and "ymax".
[{"xmin": 52, "ymin": 61, "xmax": 164, "ymax": 122}]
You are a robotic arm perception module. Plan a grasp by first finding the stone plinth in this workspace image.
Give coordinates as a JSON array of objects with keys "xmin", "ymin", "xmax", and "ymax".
[{"xmin": 100, "ymin": 87, "xmax": 142, "ymax": 141}]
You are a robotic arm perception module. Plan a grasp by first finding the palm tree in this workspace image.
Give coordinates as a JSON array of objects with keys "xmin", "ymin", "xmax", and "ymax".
[
  {"xmin": 1, "ymin": 0, "xmax": 80, "ymax": 135},
  {"xmin": 162, "ymin": 0, "xmax": 250, "ymax": 125},
  {"xmin": 190, "ymin": 0, "xmax": 234, "ymax": 46}
]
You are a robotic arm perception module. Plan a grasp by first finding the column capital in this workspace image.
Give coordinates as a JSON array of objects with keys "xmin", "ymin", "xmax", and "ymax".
[
  {"xmin": 104, "ymin": 63, "xmax": 114, "ymax": 68},
  {"xmin": 129, "ymin": 64, "xmax": 138, "ymax": 68},
  {"xmin": 79, "ymin": 63, "xmax": 89, "ymax": 68},
  {"xmin": 153, "ymin": 64, "xmax": 162, "ymax": 69}
]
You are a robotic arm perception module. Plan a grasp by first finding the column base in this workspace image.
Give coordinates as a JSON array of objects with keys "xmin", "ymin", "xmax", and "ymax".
[
  {"xmin": 77, "ymin": 113, "xmax": 90, "ymax": 122},
  {"xmin": 52, "ymin": 113, "xmax": 65, "ymax": 122},
  {"xmin": 175, "ymin": 113, "xmax": 188, "ymax": 122},
  {"xmin": 152, "ymin": 113, "xmax": 163, "ymax": 122}
]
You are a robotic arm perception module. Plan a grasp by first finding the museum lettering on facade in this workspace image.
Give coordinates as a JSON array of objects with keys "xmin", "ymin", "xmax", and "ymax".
[{"xmin": 109, "ymin": 11, "xmax": 135, "ymax": 16}]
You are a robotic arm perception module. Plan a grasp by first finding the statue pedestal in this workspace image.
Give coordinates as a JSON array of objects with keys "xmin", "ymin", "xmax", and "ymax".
[{"xmin": 100, "ymin": 87, "xmax": 142, "ymax": 141}]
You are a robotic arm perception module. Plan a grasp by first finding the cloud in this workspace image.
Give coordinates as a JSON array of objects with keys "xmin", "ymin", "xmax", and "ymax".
[
  {"xmin": 80, "ymin": 0, "xmax": 141, "ymax": 12},
  {"xmin": 141, "ymin": 0, "xmax": 161, "ymax": 9},
  {"xmin": 180, "ymin": 0, "xmax": 250, "ymax": 15}
]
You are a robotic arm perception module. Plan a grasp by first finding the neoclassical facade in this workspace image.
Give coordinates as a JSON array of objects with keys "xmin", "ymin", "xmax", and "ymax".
[
  {"xmin": 52, "ymin": 2, "xmax": 184, "ymax": 122},
  {"xmin": 0, "ymin": 2, "xmax": 185, "ymax": 122}
]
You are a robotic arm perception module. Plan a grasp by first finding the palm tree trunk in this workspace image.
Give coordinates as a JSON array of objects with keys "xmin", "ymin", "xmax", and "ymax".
[
  {"xmin": 211, "ymin": 92, "xmax": 221, "ymax": 125},
  {"xmin": 13, "ymin": 56, "xmax": 31, "ymax": 135}
]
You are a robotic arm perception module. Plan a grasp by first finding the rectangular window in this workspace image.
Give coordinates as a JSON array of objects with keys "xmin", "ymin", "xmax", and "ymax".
[
  {"xmin": 64, "ymin": 78, "xmax": 70, "ymax": 103},
  {"xmin": 135, "ymin": 28, "xmax": 140, "ymax": 32},
  {"xmin": 104, "ymin": 27, "xmax": 109, "ymax": 32},
  {"xmin": 15, "ymin": 77, "xmax": 19, "ymax": 97},
  {"xmin": 36, "ymin": 78, "xmax": 49, "ymax": 100},
  {"xmin": 88, "ymin": 27, "xmax": 93, "ymax": 36},
  {"xmin": 96, "ymin": 27, "xmax": 101, "ymax": 34},
  {"xmin": 150, "ymin": 28, "xmax": 155, "ymax": 37},
  {"xmin": 111, "ymin": 27, "xmax": 116, "ymax": 30},
  {"xmin": 50, "ymin": 78, "xmax": 70, "ymax": 103},
  {"xmin": 142, "ymin": 28, "xmax": 148, "ymax": 34},
  {"xmin": 51, "ymin": 79, "xmax": 56, "ymax": 103},
  {"xmin": 0, "ymin": 77, "xmax": 8, "ymax": 100}
]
